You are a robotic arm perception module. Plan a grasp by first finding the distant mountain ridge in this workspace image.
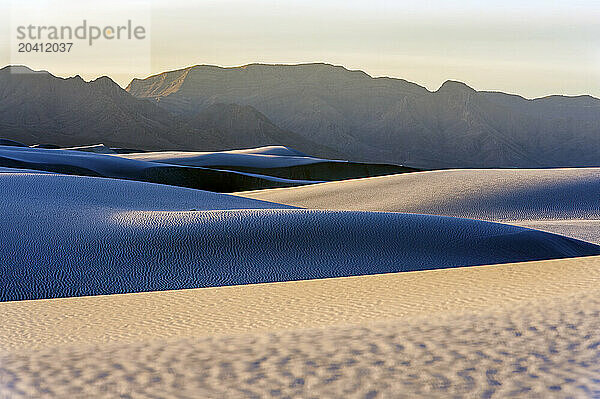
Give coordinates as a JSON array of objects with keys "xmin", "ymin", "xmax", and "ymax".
[
  {"xmin": 1, "ymin": 63, "xmax": 599, "ymax": 168},
  {"xmin": 0, "ymin": 65, "xmax": 335, "ymax": 158},
  {"xmin": 128, "ymin": 63, "xmax": 600, "ymax": 168},
  {"xmin": 0, "ymin": 66, "xmax": 177, "ymax": 149}
]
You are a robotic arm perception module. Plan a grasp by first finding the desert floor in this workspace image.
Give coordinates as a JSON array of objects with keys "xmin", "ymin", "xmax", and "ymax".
[{"xmin": 1, "ymin": 255, "xmax": 599, "ymax": 398}]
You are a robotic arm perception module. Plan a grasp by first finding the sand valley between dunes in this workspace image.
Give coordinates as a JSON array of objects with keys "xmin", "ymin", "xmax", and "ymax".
[{"xmin": 1, "ymin": 255, "xmax": 599, "ymax": 398}]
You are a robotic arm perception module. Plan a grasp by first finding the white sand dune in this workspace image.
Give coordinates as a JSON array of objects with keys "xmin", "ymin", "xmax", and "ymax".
[
  {"xmin": 218, "ymin": 146, "xmax": 308, "ymax": 156},
  {"xmin": 0, "ymin": 145, "xmax": 325, "ymax": 189},
  {"xmin": 0, "ymin": 144, "xmax": 151, "ymax": 176},
  {"xmin": 115, "ymin": 145, "xmax": 335, "ymax": 168},
  {"xmin": 2, "ymin": 165, "xmax": 599, "ymax": 397},
  {"xmin": 0, "ymin": 144, "xmax": 317, "ymax": 181},
  {"xmin": 239, "ymin": 168, "xmax": 600, "ymax": 243},
  {"xmin": 115, "ymin": 146, "xmax": 414, "ymax": 184},
  {"xmin": 2, "ymin": 170, "xmax": 598, "ymax": 302},
  {"xmin": 1, "ymin": 256, "xmax": 599, "ymax": 397},
  {"xmin": 0, "ymin": 166, "xmax": 54, "ymax": 174},
  {"xmin": 60, "ymin": 144, "xmax": 117, "ymax": 154}
]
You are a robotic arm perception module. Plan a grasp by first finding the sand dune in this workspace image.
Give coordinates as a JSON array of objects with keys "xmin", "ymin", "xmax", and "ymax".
[
  {"xmin": 0, "ymin": 145, "xmax": 415, "ymax": 191},
  {"xmin": 217, "ymin": 146, "xmax": 309, "ymax": 156},
  {"xmin": 2, "ymin": 162, "xmax": 599, "ymax": 396},
  {"xmin": 116, "ymin": 145, "xmax": 330, "ymax": 168},
  {"xmin": 1, "ymin": 256, "xmax": 598, "ymax": 397},
  {"xmin": 2, "ymin": 170, "xmax": 599, "ymax": 301},
  {"xmin": 0, "ymin": 145, "xmax": 324, "ymax": 192},
  {"xmin": 113, "ymin": 145, "xmax": 417, "ymax": 182},
  {"xmin": 61, "ymin": 144, "xmax": 118, "ymax": 154},
  {"xmin": 239, "ymin": 168, "xmax": 600, "ymax": 243},
  {"xmin": 0, "ymin": 144, "xmax": 151, "ymax": 176},
  {"xmin": 0, "ymin": 138, "xmax": 26, "ymax": 147}
]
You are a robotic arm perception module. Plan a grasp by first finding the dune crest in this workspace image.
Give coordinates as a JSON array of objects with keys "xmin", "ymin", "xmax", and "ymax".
[{"xmin": 239, "ymin": 168, "xmax": 600, "ymax": 243}]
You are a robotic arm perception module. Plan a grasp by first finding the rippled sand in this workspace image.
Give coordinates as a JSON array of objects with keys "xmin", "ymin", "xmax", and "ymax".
[
  {"xmin": 1, "ymin": 256, "xmax": 599, "ymax": 398},
  {"xmin": 7, "ymin": 170, "xmax": 597, "ymax": 302},
  {"xmin": 238, "ymin": 168, "xmax": 600, "ymax": 244}
]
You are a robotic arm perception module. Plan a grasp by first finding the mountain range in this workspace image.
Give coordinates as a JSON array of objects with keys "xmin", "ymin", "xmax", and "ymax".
[
  {"xmin": 2, "ymin": 63, "xmax": 600, "ymax": 168},
  {"xmin": 0, "ymin": 66, "xmax": 339, "ymax": 158}
]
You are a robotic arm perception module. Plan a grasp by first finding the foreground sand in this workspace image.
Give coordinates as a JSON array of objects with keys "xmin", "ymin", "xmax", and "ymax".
[{"xmin": 1, "ymin": 256, "xmax": 599, "ymax": 397}]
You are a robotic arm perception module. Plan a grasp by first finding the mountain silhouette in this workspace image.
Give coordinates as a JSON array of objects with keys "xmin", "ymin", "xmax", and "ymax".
[
  {"xmin": 128, "ymin": 63, "xmax": 600, "ymax": 168},
  {"xmin": 1, "ymin": 64, "xmax": 599, "ymax": 168},
  {"xmin": 0, "ymin": 66, "xmax": 333, "ymax": 157}
]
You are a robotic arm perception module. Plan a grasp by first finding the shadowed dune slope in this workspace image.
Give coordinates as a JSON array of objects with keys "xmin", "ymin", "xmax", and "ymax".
[
  {"xmin": 116, "ymin": 145, "xmax": 416, "ymax": 181},
  {"xmin": 1, "ymin": 171, "xmax": 599, "ymax": 301},
  {"xmin": 0, "ymin": 138, "xmax": 26, "ymax": 147},
  {"xmin": 0, "ymin": 145, "xmax": 414, "ymax": 191},
  {"xmin": 239, "ymin": 168, "xmax": 600, "ymax": 243}
]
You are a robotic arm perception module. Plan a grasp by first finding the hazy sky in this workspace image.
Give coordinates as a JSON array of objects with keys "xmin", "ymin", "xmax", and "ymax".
[{"xmin": 1, "ymin": 0, "xmax": 599, "ymax": 98}]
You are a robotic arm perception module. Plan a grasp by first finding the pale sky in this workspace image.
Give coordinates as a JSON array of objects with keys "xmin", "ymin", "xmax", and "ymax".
[{"xmin": 1, "ymin": 0, "xmax": 599, "ymax": 98}]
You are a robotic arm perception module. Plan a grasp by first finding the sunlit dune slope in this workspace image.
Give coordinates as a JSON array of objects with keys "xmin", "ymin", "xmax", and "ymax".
[
  {"xmin": 1, "ymin": 256, "xmax": 599, "ymax": 397},
  {"xmin": 115, "ymin": 145, "xmax": 323, "ymax": 168}
]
